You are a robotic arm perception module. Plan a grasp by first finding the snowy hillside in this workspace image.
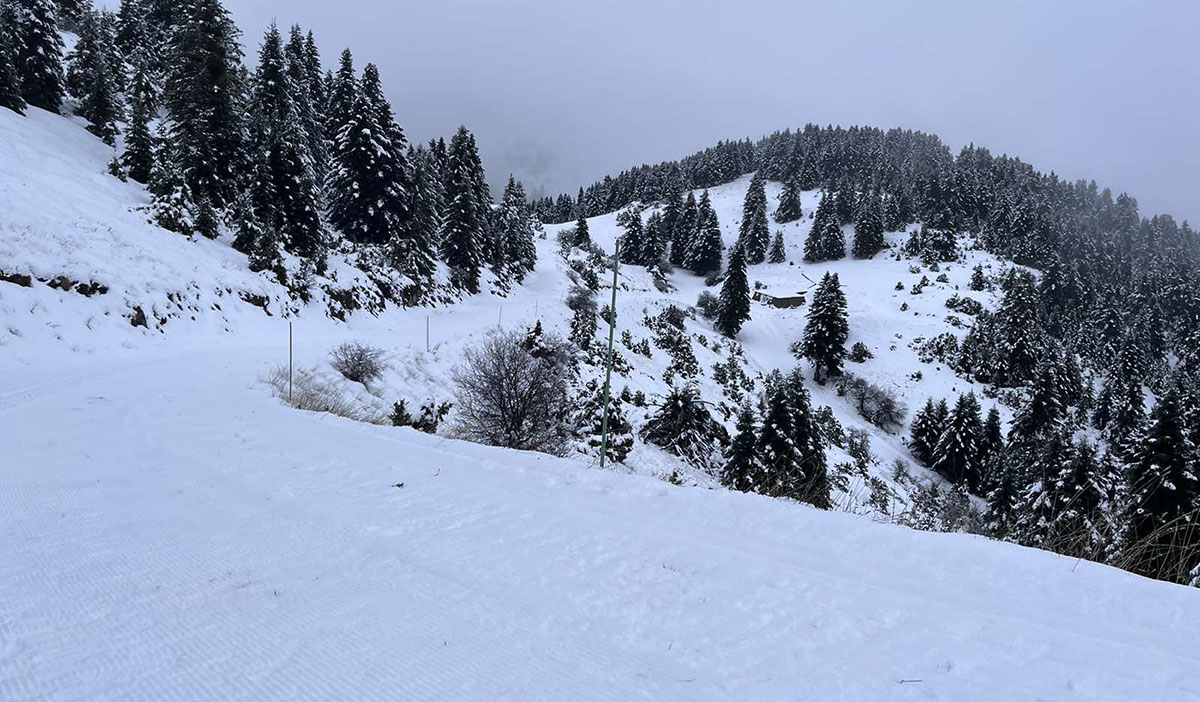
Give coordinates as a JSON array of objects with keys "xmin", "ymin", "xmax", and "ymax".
[
  {"xmin": 4, "ymin": 342, "xmax": 1200, "ymax": 702},
  {"xmin": 3, "ymin": 88, "xmax": 1199, "ymax": 701}
]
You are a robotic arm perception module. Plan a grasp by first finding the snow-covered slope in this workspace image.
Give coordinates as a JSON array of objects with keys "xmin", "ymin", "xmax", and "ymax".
[
  {"xmin": 3, "ymin": 107, "xmax": 1198, "ymax": 701},
  {"xmin": 3, "ymin": 344, "xmax": 1199, "ymax": 702}
]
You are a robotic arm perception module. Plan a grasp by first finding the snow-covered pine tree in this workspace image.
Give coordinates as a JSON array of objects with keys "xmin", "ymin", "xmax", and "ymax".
[
  {"xmin": 284, "ymin": 25, "xmax": 328, "ymax": 187},
  {"xmin": 909, "ymin": 398, "xmax": 945, "ymax": 467},
  {"xmin": 497, "ymin": 176, "xmax": 537, "ymax": 284},
  {"xmin": 1122, "ymin": 384, "xmax": 1200, "ymax": 582},
  {"xmin": 851, "ymin": 189, "xmax": 884, "ymax": 259},
  {"xmin": 984, "ymin": 458, "xmax": 1021, "ymax": 538},
  {"xmin": 1009, "ymin": 428, "xmax": 1075, "ymax": 547},
  {"xmin": 688, "ymin": 190, "xmax": 724, "ymax": 276},
  {"xmin": 786, "ymin": 368, "xmax": 830, "ymax": 509},
  {"xmin": 670, "ymin": 191, "xmax": 697, "ymax": 266},
  {"xmin": 991, "ymin": 271, "xmax": 1045, "ymax": 386},
  {"xmin": 715, "ymin": 243, "xmax": 750, "ymax": 337},
  {"xmin": 768, "ymin": 231, "xmax": 786, "ymax": 263},
  {"xmin": 756, "ymin": 375, "xmax": 803, "ymax": 498},
  {"xmin": 325, "ymin": 48, "xmax": 357, "ymax": 146},
  {"xmin": 247, "ymin": 24, "xmax": 324, "ymax": 265},
  {"xmin": 882, "ymin": 193, "xmax": 904, "ymax": 232},
  {"xmin": 739, "ymin": 172, "xmax": 769, "ymax": 264},
  {"xmin": 641, "ymin": 385, "xmax": 726, "ymax": 472},
  {"xmin": 641, "ymin": 211, "xmax": 667, "ymax": 268},
  {"xmin": 978, "ymin": 406, "xmax": 1005, "ymax": 489},
  {"xmin": 774, "ymin": 175, "xmax": 802, "ymax": 223},
  {"xmin": 722, "ymin": 403, "xmax": 760, "ymax": 492},
  {"xmin": 617, "ymin": 208, "xmax": 645, "ymax": 265},
  {"xmin": 12, "ymin": 0, "xmax": 64, "ymax": 113},
  {"xmin": 67, "ymin": 9, "xmax": 124, "ymax": 145},
  {"xmin": 572, "ymin": 210, "xmax": 591, "ymax": 249},
  {"xmin": 804, "ymin": 190, "xmax": 845, "ymax": 262},
  {"xmin": 931, "ymin": 391, "xmax": 984, "ymax": 491},
  {"xmin": 162, "ymin": 0, "xmax": 244, "ymax": 209},
  {"xmin": 121, "ymin": 66, "xmax": 155, "ymax": 183},
  {"xmin": 0, "ymin": 4, "xmax": 26, "ymax": 114},
  {"xmin": 577, "ymin": 380, "xmax": 634, "ymax": 465},
  {"xmin": 148, "ymin": 134, "xmax": 196, "ymax": 235},
  {"xmin": 441, "ymin": 126, "xmax": 486, "ymax": 292},
  {"xmin": 796, "ymin": 272, "xmax": 849, "ymax": 384}
]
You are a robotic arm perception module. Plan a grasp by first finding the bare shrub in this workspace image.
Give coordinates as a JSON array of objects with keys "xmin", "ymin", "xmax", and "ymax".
[
  {"xmin": 263, "ymin": 365, "xmax": 387, "ymax": 424},
  {"xmin": 835, "ymin": 373, "xmax": 907, "ymax": 432},
  {"xmin": 451, "ymin": 327, "xmax": 575, "ymax": 455},
  {"xmin": 329, "ymin": 341, "xmax": 387, "ymax": 384}
]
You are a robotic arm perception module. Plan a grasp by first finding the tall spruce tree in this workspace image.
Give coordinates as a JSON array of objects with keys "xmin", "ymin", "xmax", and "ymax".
[
  {"xmin": 617, "ymin": 208, "xmax": 645, "ymax": 265},
  {"xmin": 689, "ymin": 190, "xmax": 724, "ymax": 276},
  {"xmin": 722, "ymin": 403, "xmax": 760, "ymax": 493},
  {"xmin": 768, "ymin": 231, "xmax": 786, "ymax": 263},
  {"xmin": 325, "ymin": 48, "xmax": 357, "ymax": 146},
  {"xmin": 497, "ymin": 175, "xmax": 537, "ymax": 283},
  {"xmin": 0, "ymin": 3, "xmax": 26, "ymax": 114},
  {"xmin": 121, "ymin": 66, "xmax": 155, "ymax": 183},
  {"xmin": 757, "ymin": 375, "xmax": 804, "ymax": 499},
  {"xmin": 441, "ymin": 126, "xmax": 485, "ymax": 292},
  {"xmin": 247, "ymin": 24, "xmax": 323, "ymax": 264},
  {"xmin": 715, "ymin": 243, "xmax": 750, "ymax": 337},
  {"xmin": 804, "ymin": 190, "xmax": 845, "ymax": 262},
  {"xmin": 13, "ymin": 0, "xmax": 64, "ymax": 113},
  {"xmin": 786, "ymin": 368, "xmax": 831, "ymax": 509},
  {"xmin": 284, "ymin": 25, "xmax": 327, "ymax": 188},
  {"xmin": 796, "ymin": 272, "xmax": 849, "ymax": 383},
  {"xmin": 1123, "ymin": 385, "xmax": 1200, "ymax": 581},
  {"xmin": 910, "ymin": 398, "xmax": 947, "ymax": 467},
  {"xmin": 163, "ymin": 0, "xmax": 244, "ymax": 209},
  {"xmin": 739, "ymin": 172, "xmax": 770, "ymax": 263},
  {"xmin": 641, "ymin": 211, "xmax": 667, "ymax": 268},
  {"xmin": 774, "ymin": 175, "xmax": 802, "ymax": 223},
  {"xmin": 671, "ymin": 191, "xmax": 697, "ymax": 266},
  {"xmin": 932, "ymin": 391, "xmax": 984, "ymax": 491},
  {"xmin": 67, "ymin": 9, "xmax": 124, "ymax": 145},
  {"xmin": 852, "ymin": 190, "xmax": 885, "ymax": 258}
]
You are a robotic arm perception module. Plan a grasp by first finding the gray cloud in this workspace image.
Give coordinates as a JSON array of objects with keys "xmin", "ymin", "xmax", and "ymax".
[{"xmin": 225, "ymin": 0, "xmax": 1199, "ymax": 222}]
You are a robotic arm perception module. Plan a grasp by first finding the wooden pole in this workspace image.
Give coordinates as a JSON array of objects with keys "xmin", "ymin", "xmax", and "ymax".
[
  {"xmin": 599, "ymin": 238, "xmax": 620, "ymax": 468},
  {"xmin": 288, "ymin": 321, "xmax": 293, "ymax": 404}
]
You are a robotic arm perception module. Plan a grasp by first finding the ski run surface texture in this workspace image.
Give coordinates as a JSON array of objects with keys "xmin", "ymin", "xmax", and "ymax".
[{"xmin": 2, "ymin": 108, "xmax": 1200, "ymax": 702}]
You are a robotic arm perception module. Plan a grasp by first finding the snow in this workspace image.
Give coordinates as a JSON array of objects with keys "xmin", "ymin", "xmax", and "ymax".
[{"xmin": 2, "ymin": 108, "xmax": 1198, "ymax": 701}]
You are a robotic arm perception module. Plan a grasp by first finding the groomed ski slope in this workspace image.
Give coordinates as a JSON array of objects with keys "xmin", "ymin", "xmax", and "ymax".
[{"xmin": 2, "ymin": 342, "xmax": 1199, "ymax": 702}]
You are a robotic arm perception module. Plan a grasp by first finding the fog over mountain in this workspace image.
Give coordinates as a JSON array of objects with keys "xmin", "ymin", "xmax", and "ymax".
[{"xmin": 223, "ymin": 0, "xmax": 1199, "ymax": 221}]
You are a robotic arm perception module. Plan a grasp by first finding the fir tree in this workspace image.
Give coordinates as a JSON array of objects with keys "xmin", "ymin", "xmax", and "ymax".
[
  {"xmin": 325, "ymin": 48, "xmax": 357, "ymax": 145},
  {"xmin": 148, "ymin": 135, "xmax": 195, "ymax": 235},
  {"xmin": 739, "ymin": 171, "xmax": 770, "ymax": 264},
  {"xmin": 1010, "ymin": 428, "xmax": 1075, "ymax": 546},
  {"xmin": 163, "ymin": 0, "xmax": 245, "ymax": 209},
  {"xmin": 909, "ymin": 398, "xmax": 946, "ymax": 467},
  {"xmin": 284, "ymin": 25, "xmax": 327, "ymax": 186},
  {"xmin": 715, "ymin": 243, "xmax": 750, "ymax": 337},
  {"xmin": 984, "ymin": 458, "xmax": 1021, "ymax": 537},
  {"xmin": 722, "ymin": 403, "xmax": 760, "ymax": 492},
  {"xmin": 578, "ymin": 381, "xmax": 633, "ymax": 465},
  {"xmin": 774, "ymin": 175, "xmax": 802, "ymax": 223},
  {"xmin": 670, "ymin": 191, "xmax": 697, "ymax": 266},
  {"xmin": 641, "ymin": 385, "xmax": 726, "ymax": 472},
  {"xmin": 851, "ymin": 190, "xmax": 884, "ymax": 259},
  {"xmin": 247, "ymin": 24, "xmax": 323, "ymax": 264},
  {"xmin": 804, "ymin": 190, "xmax": 845, "ymax": 262},
  {"xmin": 796, "ymin": 272, "xmax": 849, "ymax": 383},
  {"xmin": 13, "ymin": 0, "xmax": 64, "ymax": 113},
  {"xmin": 0, "ymin": 4, "xmax": 26, "ymax": 114},
  {"xmin": 768, "ymin": 231, "xmax": 786, "ymax": 263},
  {"xmin": 617, "ymin": 208, "xmax": 645, "ymax": 265},
  {"xmin": 572, "ymin": 211, "xmax": 591, "ymax": 249},
  {"xmin": 785, "ymin": 368, "xmax": 830, "ymax": 509},
  {"xmin": 932, "ymin": 391, "xmax": 984, "ymax": 491},
  {"xmin": 979, "ymin": 407, "xmax": 1005, "ymax": 489},
  {"xmin": 756, "ymin": 376, "xmax": 803, "ymax": 498},
  {"xmin": 688, "ymin": 190, "xmax": 724, "ymax": 276},
  {"xmin": 441, "ymin": 126, "xmax": 486, "ymax": 292},
  {"xmin": 121, "ymin": 66, "xmax": 155, "ymax": 183},
  {"xmin": 641, "ymin": 211, "xmax": 666, "ymax": 268},
  {"xmin": 497, "ymin": 176, "xmax": 537, "ymax": 283},
  {"xmin": 68, "ymin": 9, "xmax": 123, "ymax": 144},
  {"xmin": 1123, "ymin": 385, "xmax": 1200, "ymax": 581}
]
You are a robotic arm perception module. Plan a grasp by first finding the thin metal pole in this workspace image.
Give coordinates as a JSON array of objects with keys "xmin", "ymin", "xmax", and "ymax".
[
  {"xmin": 426, "ymin": 316, "xmax": 430, "ymax": 352},
  {"xmin": 288, "ymin": 321, "xmax": 293, "ymax": 403},
  {"xmin": 598, "ymin": 238, "xmax": 620, "ymax": 468}
]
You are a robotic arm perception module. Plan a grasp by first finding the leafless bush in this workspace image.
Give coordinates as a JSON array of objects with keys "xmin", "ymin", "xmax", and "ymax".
[
  {"xmin": 451, "ymin": 328, "xmax": 575, "ymax": 456},
  {"xmin": 329, "ymin": 341, "xmax": 387, "ymax": 384},
  {"xmin": 263, "ymin": 365, "xmax": 387, "ymax": 424},
  {"xmin": 835, "ymin": 373, "xmax": 907, "ymax": 432}
]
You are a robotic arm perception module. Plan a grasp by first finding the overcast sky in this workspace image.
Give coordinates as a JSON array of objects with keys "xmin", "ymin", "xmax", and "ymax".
[{"xmin": 223, "ymin": 0, "xmax": 1199, "ymax": 222}]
